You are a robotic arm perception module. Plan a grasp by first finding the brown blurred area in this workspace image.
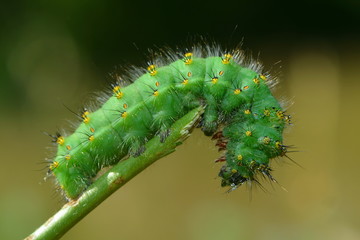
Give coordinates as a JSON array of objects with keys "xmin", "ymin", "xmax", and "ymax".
[{"xmin": 1, "ymin": 1, "xmax": 360, "ymax": 239}]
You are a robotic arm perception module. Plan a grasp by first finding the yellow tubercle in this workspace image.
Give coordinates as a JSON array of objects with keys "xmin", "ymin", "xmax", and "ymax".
[
  {"xmin": 116, "ymin": 91, "xmax": 123, "ymax": 99},
  {"xmin": 276, "ymin": 110, "xmax": 284, "ymax": 119},
  {"xmin": 222, "ymin": 53, "xmax": 232, "ymax": 64},
  {"xmin": 245, "ymin": 130, "xmax": 252, "ymax": 136},
  {"xmin": 113, "ymin": 85, "xmax": 120, "ymax": 93},
  {"xmin": 211, "ymin": 77, "xmax": 218, "ymax": 84},
  {"xmin": 89, "ymin": 135, "xmax": 95, "ymax": 141},
  {"xmin": 263, "ymin": 137, "xmax": 271, "ymax": 144},
  {"xmin": 113, "ymin": 85, "xmax": 123, "ymax": 99},
  {"xmin": 121, "ymin": 111, "xmax": 128, "ymax": 118},
  {"xmin": 153, "ymin": 90, "xmax": 159, "ymax": 97},
  {"xmin": 275, "ymin": 141, "xmax": 282, "ymax": 149},
  {"xmin": 234, "ymin": 89, "xmax": 241, "ymax": 95},
  {"xmin": 264, "ymin": 109, "xmax": 270, "ymax": 116},
  {"xmin": 183, "ymin": 53, "xmax": 193, "ymax": 65},
  {"xmin": 244, "ymin": 109, "xmax": 251, "ymax": 115},
  {"xmin": 260, "ymin": 74, "xmax": 267, "ymax": 81},
  {"xmin": 249, "ymin": 160, "xmax": 257, "ymax": 168},
  {"xmin": 237, "ymin": 155, "xmax": 243, "ymax": 161},
  {"xmin": 147, "ymin": 65, "xmax": 157, "ymax": 76},
  {"xmin": 65, "ymin": 155, "xmax": 71, "ymax": 160},
  {"xmin": 56, "ymin": 136, "xmax": 65, "ymax": 145},
  {"xmin": 231, "ymin": 169, "xmax": 238, "ymax": 173},
  {"xmin": 253, "ymin": 78, "xmax": 260, "ymax": 85},
  {"xmin": 82, "ymin": 110, "xmax": 90, "ymax": 123},
  {"xmin": 49, "ymin": 161, "xmax": 59, "ymax": 171},
  {"xmin": 182, "ymin": 79, "xmax": 188, "ymax": 85}
]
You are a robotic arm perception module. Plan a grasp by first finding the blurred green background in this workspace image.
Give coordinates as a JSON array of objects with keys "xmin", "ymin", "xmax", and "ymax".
[{"xmin": 1, "ymin": 0, "xmax": 360, "ymax": 239}]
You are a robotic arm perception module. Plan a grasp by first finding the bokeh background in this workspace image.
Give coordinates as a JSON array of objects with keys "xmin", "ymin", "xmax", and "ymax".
[{"xmin": 1, "ymin": 0, "xmax": 360, "ymax": 239}]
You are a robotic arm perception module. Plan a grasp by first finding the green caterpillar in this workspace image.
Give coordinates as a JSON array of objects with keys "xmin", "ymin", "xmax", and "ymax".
[{"xmin": 47, "ymin": 45, "xmax": 291, "ymax": 200}]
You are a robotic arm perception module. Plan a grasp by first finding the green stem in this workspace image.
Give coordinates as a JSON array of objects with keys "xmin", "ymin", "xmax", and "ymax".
[{"xmin": 25, "ymin": 106, "xmax": 204, "ymax": 240}]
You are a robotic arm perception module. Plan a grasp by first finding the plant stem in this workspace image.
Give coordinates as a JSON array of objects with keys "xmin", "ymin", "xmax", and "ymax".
[{"xmin": 25, "ymin": 106, "xmax": 204, "ymax": 240}]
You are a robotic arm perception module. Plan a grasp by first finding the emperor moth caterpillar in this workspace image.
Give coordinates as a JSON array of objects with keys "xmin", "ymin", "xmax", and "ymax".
[{"xmin": 47, "ymin": 44, "xmax": 291, "ymax": 200}]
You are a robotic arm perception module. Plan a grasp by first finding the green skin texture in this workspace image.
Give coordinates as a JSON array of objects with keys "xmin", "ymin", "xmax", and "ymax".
[{"xmin": 52, "ymin": 56, "xmax": 286, "ymax": 199}]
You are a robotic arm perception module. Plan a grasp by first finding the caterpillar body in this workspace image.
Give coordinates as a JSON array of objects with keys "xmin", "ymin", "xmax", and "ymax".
[{"xmin": 48, "ymin": 45, "xmax": 291, "ymax": 200}]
